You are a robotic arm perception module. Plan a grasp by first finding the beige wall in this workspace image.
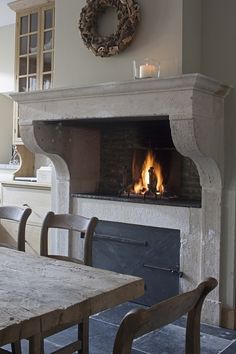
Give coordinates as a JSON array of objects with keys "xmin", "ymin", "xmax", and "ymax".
[
  {"xmin": 182, "ymin": 0, "xmax": 202, "ymax": 73},
  {"xmin": 200, "ymin": 0, "xmax": 236, "ymax": 314},
  {"xmin": 54, "ymin": 0, "xmax": 183, "ymax": 88},
  {"xmin": 0, "ymin": 24, "xmax": 15, "ymax": 93},
  {"xmin": 0, "ymin": 24, "xmax": 15, "ymax": 163},
  {"xmin": 0, "ymin": 94, "xmax": 13, "ymax": 163}
]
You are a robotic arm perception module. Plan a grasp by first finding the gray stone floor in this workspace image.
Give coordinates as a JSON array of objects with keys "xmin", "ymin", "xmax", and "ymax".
[{"xmin": 4, "ymin": 302, "xmax": 236, "ymax": 353}]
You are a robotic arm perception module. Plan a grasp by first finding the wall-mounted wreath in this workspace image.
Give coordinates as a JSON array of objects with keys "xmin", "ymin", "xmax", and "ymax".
[{"xmin": 79, "ymin": 0, "xmax": 140, "ymax": 58}]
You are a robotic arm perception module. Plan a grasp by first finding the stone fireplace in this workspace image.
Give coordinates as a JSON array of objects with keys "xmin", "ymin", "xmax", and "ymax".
[{"xmin": 10, "ymin": 74, "xmax": 230, "ymax": 325}]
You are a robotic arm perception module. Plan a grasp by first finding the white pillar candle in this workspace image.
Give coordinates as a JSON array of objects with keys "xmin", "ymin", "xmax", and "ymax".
[{"xmin": 139, "ymin": 63, "xmax": 158, "ymax": 78}]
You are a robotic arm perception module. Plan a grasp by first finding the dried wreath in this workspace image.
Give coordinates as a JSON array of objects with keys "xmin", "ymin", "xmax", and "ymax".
[{"xmin": 79, "ymin": 0, "xmax": 140, "ymax": 57}]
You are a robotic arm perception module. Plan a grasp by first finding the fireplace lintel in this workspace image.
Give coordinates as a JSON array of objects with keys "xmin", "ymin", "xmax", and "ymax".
[{"xmin": 9, "ymin": 73, "xmax": 229, "ymax": 105}]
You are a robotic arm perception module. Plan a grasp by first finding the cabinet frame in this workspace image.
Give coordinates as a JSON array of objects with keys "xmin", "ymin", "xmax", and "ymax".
[{"xmin": 13, "ymin": 2, "xmax": 55, "ymax": 144}]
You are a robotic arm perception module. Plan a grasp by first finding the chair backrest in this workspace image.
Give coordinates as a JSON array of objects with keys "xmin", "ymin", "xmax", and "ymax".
[
  {"xmin": 0, "ymin": 205, "xmax": 32, "ymax": 252},
  {"xmin": 40, "ymin": 211, "xmax": 98, "ymax": 265},
  {"xmin": 113, "ymin": 277, "xmax": 218, "ymax": 354}
]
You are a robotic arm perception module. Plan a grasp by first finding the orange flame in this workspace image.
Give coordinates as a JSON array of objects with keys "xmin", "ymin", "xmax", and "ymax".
[{"xmin": 133, "ymin": 150, "xmax": 164, "ymax": 194}]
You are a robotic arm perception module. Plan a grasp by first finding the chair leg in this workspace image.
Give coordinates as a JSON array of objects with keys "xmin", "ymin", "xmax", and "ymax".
[
  {"xmin": 11, "ymin": 342, "xmax": 22, "ymax": 354},
  {"xmin": 78, "ymin": 319, "xmax": 89, "ymax": 354},
  {"xmin": 29, "ymin": 334, "xmax": 44, "ymax": 354}
]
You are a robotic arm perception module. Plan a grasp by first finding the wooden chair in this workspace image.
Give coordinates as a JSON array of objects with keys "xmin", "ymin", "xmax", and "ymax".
[
  {"xmin": 113, "ymin": 277, "xmax": 218, "ymax": 354},
  {"xmin": 40, "ymin": 211, "xmax": 98, "ymax": 354},
  {"xmin": 0, "ymin": 344, "xmax": 22, "ymax": 354},
  {"xmin": 0, "ymin": 206, "xmax": 32, "ymax": 251},
  {"xmin": 40, "ymin": 211, "xmax": 98, "ymax": 266},
  {"xmin": 0, "ymin": 206, "xmax": 31, "ymax": 354},
  {"xmin": 0, "ymin": 349, "xmax": 14, "ymax": 354}
]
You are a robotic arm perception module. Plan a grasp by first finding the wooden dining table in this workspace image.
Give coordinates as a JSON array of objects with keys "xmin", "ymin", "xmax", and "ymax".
[{"xmin": 0, "ymin": 248, "xmax": 144, "ymax": 353}]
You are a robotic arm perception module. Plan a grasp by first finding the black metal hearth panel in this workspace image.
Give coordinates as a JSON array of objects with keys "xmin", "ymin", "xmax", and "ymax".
[{"xmin": 93, "ymin": 221, "xmax": 181, "ymax": 306}]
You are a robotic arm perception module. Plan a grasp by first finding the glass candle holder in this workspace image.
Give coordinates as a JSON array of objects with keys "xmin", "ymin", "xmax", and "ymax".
[{"xmin": 133, "ymin": 58, "xmax": 160, "ymax": 79}]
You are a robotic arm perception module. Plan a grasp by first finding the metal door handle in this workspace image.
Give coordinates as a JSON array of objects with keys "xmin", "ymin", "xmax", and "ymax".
[
  {"xmin": 143, "ymin": 263, "xmax": 183, "ymax": 277},
  {"xmin": 94, "ymin": 233, "xmax": 148, "ymax": 246}
]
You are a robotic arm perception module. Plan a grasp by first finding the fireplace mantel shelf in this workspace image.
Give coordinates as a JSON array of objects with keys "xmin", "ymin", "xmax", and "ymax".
[{"xmin": 9, "ymin": 73, "xmax": 230, "ymax": 104}]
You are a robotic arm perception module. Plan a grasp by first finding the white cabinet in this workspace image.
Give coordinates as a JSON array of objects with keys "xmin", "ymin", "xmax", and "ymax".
[{"xmin": 0, "ymin": 181, "xmax": 51, "ymax": 254}]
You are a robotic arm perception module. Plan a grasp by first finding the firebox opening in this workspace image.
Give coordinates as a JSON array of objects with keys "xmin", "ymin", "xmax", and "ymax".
[
  {"xmin": 98, "ymin": 119, "xmax": 201, "ymax": 205},
  {"xmin": 35, "ymin": 117, "xmax": 202, "ymax": 207}
]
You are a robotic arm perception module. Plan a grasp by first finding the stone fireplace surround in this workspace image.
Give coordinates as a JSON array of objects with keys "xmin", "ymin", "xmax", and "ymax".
[{"xmin": 10, "ymin": 74, "xmax": 230, "ymax": 325}]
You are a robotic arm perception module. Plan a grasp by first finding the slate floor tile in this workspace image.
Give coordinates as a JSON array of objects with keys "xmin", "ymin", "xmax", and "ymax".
[
  {"xmin": 200, "ymin": 324, "xmax": 236, "ymax": 341},
  {"xmin": 175, "ymin": 316, "xmax": 236, "ymax": 341},
  {"xmin": 44, "ymin": 325, "xmax": 78, "ymax": 347},
  {"xmin": 89, "ymin": 318, "xmax": 148, "ymax": 354},
  {"xmin": 89, "ymin": 317, "xmax": 118, "ymax": 354},
  {"xmin": 92, "ymin": 301, "xmax": 146, "ymax": 325},
  {"xmin": 219, "ymin": 340, "xmax": 236, "ymax": 353},
  {"xmin": 133, "ymin": 324, "xmax": 231, "ymax": 354},
  {"xmin": 3, "ymin": 339, "xmax": 60, "ymax": 354}
]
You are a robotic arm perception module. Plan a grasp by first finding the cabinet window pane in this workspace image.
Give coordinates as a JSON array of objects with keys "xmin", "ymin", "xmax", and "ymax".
[
  {"xmin": 44, "ymin": 30, "xmax": 52, "ymax": 50},
  {"xmin": 43, "ymin": 52, "xmax": 52, "ymax": 72},
  {"xmin": 19, "ymin": 77, "xmax": 27, "ymax": 92},
  {"xmin": 29, "ymin": 34, "xmax": 37, "ymax": 53},
  {"xmin": 44, "ymin": 9, "xmax": 53, "ymax": 29},
  {"xmin": 20, "ymin": 16, "xmax": 28, "ymax": 34},
  {"xmin": 30, "ymin": 13, "xmax": 38, "ymax": 32},
  {"xmin": 28, "ymin": 76, "xmax": 37, "ymax": 91},
  {"xmin": 43, "ymin": 74, "xmax": 52, "ymax": 90},
  {"xmin": 19, "ymin": 57, "xmax": 27, "ymax": 75},
  {"xmin": 20, "ymin": 36, "xmax": 28, "ymax": 55},
  {"xmin": 29, "ymin": 55, "xmax": 37, "ymax": 74}
]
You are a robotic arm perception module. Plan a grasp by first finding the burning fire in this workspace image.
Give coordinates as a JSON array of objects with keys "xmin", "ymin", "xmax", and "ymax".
[{"xmin": 133, "ymin": 150, "xmax": 164, "ymax": 195}]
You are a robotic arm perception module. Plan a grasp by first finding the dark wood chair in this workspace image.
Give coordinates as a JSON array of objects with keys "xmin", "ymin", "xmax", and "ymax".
[
  {"xmin": 113, "ymin": 277, "xmax": 218, "ymax": 354},
  {"xmin": 0, "ymin": 205, "xmax": 32, "ymax": 252},
  {"xmin": 40, "ymin": 211, "xmax": 98, "ymax": 354},
  {"xmin": 0, "ymin": 349, "xmax": 14, "ymax": 354},
  {"xmin": 0, "ymin": 344, "xmax": 22, "ymax": 354},
  {"xmin": 0, "ymin": 206, "xmax": 32, "ymax": 354},
  {"xmin": 40, "ymin": 211, "xmax": 98, "ymax": 266}
]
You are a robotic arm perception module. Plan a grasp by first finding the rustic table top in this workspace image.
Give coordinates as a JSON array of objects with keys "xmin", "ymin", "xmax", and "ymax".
[{"xmin": 0, "ymin": 248, "xmax": 144, "ymax": 346}]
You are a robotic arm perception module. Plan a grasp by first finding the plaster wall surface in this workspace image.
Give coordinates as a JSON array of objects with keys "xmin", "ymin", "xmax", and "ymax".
[
  {"xmin": 0, "ymin": 24, "xmax": 15, "ymax": 163},
  {"xmin": 201, "ymin": 0, "xmax": 236, "ymax": 311},
  {"xmin": 0, "ymin": 24, "xmax": 15, "ymax": 93},
  {"xmin": 53, "ymin": 0, "xmax": 183, "ymax": 88},
  {"xmin": 182, "ymin": 0, "xmax": 202, "ymax": 73},
  {"xmin": 0, "ymin": 94, "xmax": 13, "ymax": 163}
]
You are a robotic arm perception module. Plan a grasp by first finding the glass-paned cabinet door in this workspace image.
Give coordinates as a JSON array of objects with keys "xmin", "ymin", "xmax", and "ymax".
[
  {"xmin": 41, "ymin": 7, "xmax": 55, "ymax": 90},
  {"xmin": 17, "ymin": 11, "xmax": 39, "ymax": 93},
  {"xmin": 14, "ymin": 4, "xmax": 55, "ymax": 144}
]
